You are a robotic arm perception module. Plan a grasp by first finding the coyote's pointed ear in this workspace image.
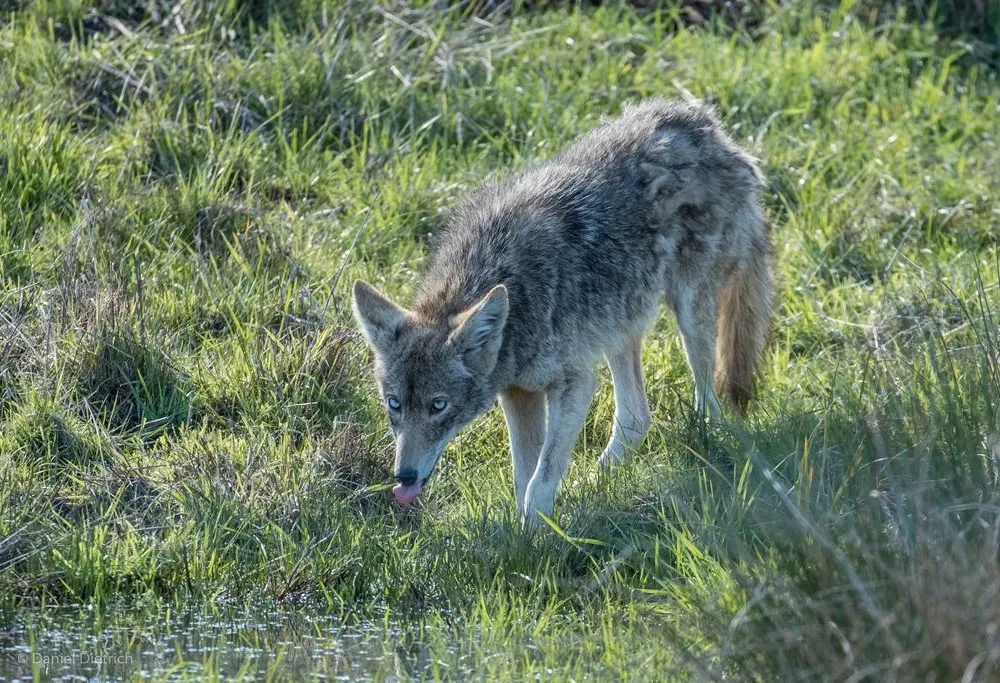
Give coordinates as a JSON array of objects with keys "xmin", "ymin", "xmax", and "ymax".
[
  {"xmin": 352, "ymin": 280, "xmax": 408, "ymax": 354},
  {"xmin": 449, "ymin": 285, "xmax": 508, "ymax": 375}
]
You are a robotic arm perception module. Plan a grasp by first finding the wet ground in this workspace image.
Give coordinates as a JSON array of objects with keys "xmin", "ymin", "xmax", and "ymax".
[{"xmin": 0, "ymin": 606, "xmax": 446, "ymax": 681}]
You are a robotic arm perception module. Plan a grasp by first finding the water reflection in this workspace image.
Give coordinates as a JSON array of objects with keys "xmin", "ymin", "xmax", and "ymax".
[{"xmin": 0, "ymin": 606, "xmax": 441, "ymax": 681}]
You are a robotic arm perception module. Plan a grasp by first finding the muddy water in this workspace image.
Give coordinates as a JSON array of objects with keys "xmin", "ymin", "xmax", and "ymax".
[{"xmin": 0, "ymin": 606, "xmax": 443, "ymax": 681}]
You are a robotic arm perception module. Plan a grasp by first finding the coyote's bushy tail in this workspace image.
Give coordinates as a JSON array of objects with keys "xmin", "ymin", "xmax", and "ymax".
[{"xmin": 716, "ymin": 237, "xmax": 774, "ymax": 415}]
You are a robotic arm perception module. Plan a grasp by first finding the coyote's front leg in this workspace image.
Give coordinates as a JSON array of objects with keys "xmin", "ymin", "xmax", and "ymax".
[
  {"xmin": 523, "ymin": 370, "xmax": 597, "ymax": 528},
  {"xmin": 499, "ymin": 387, "xmax": 546, "ymax": 511},
  {"xmin": 599, "ymin": 336, "xmax": 653, "ymax": 469}
]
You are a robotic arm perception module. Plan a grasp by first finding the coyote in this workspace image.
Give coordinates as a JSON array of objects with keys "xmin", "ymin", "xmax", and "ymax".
[{"xmin": 352, "ymin": 98, "xmax": 774, "ymax": 526}]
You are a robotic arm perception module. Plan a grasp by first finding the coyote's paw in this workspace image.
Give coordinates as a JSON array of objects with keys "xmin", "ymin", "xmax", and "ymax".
[
  {"xmin": 598, "ymin": 441, "xmax": 626, "ymax": 470},
  {"xmin": 522, "ymin": 480, "xmax": 555, "ymax": 530},
  {"xmin": 694, "ymin": 390, "xmax": 723, "ymax": 423}
]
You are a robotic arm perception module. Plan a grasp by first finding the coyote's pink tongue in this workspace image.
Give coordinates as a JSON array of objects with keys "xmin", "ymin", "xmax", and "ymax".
[{"xmin": 392, "ymin": 482, "xmax": 422, "ymax": 505}]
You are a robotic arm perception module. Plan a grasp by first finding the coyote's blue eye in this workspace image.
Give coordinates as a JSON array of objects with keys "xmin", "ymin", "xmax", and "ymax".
[
  {"xmin": 431, "ymin": 399, "xmax": 448, "ymax": 413},
  {"xmin": 387, "ymin": 396, "xmax": 401, "ymax": 411}
]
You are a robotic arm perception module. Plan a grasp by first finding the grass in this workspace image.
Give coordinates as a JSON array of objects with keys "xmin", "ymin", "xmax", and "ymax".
[{"xmin": 0, "ymin": 0, "xmax": 998, "ymax": 679}]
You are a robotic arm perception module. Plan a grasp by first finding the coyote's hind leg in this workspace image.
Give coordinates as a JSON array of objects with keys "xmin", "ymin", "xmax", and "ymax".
[{"xmin": 673, "ymin": 287, "xmax": 722, "ymax": 420}]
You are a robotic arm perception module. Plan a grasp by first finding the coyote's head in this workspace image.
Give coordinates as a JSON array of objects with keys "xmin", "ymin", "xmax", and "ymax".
[{"xmin": 351, "ymin": 280, "xmax": 508, "ymax": 505}]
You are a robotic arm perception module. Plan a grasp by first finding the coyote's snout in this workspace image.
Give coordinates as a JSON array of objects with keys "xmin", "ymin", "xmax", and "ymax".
[{"xmin": 353, "ymin": 98, "xmax": 775, "ymax": 526}]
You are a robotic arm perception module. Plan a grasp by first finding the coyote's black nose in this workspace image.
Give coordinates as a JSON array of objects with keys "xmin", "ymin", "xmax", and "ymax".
[{"xmin": 395, "ymin": 469, "xmax": 419, "ymax": 487}]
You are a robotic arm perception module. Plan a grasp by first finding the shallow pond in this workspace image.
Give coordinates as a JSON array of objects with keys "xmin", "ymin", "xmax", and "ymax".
[{"xmin": 0, "ymin": 606, "xmax": 452, "ymax": 681}]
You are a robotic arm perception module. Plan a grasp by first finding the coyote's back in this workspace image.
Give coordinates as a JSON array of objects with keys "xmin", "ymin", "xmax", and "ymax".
[{"xmin": 416, "ymin": 98, "xmax": 773, "ymax": 410}]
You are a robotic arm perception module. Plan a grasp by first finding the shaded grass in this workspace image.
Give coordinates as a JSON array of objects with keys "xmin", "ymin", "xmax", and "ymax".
[{"xmin": 0, "ymin": 0, "xmax": 998, "ymax": 679}]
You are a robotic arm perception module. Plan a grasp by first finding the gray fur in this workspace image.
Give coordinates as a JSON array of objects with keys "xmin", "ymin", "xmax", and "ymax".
[{"xmin": 353, "ymin": 97, "xmax": 775, "ymax": 526}]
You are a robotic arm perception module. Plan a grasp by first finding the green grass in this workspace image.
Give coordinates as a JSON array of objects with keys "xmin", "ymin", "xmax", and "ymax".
[{"xmin": 0, "ymin": 0, "xmax": 998, "ymax": 680}]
